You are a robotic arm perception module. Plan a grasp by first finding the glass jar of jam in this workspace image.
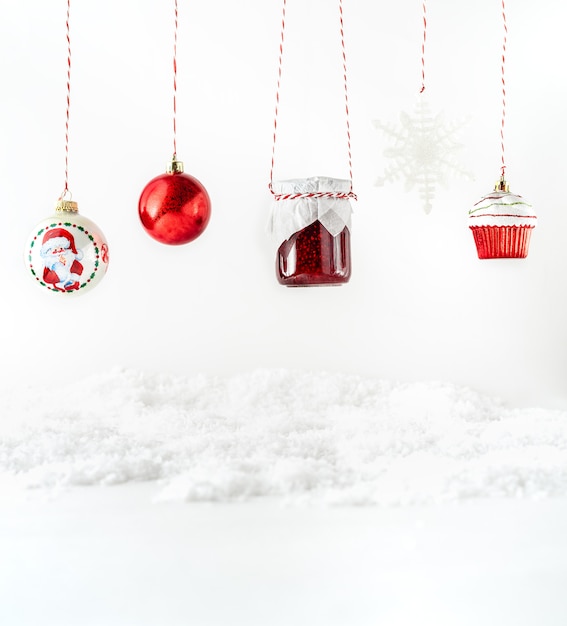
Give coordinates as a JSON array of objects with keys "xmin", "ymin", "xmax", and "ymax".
[{"xmin": 270, "ymin": 177, "xmax": 354, "ymax": 287}]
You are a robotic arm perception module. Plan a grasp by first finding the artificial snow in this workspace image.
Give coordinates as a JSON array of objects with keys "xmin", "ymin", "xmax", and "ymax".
[{"xmin": 1, "ymin": 368, "xmax": 566, "ymax": 505}]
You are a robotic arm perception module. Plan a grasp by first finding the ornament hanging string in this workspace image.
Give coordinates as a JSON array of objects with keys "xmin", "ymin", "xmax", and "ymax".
[
  {"xmin": 61, "ymin": 0, "xmax": 72, "ymax": 201},
  {"xmin": 500, "ymin": 0, "xmax": 507, "ymax": 178},
  {"xmin": 339, "ymin": 0, "xmax": 354, "ymax": 193},
  {"xmin": 172, "ymin": 0, "xmax": 178, "ymax": 159},
  {"xmin": 419, "ymin": 0, "xmax": 427, "ymax": 93},
  {"xmin": 269, "ymin": 0, "xmax": 356, "ymax": 201}
]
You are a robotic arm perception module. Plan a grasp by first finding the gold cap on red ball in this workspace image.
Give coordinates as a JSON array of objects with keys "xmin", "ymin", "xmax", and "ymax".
[
  {"xmin": 166, "ymin": 157, "xmax": 184, "ymax": 174},
  {"xmin": 55, "ymin": 199, "xmax": 79, "ymax": 213}
]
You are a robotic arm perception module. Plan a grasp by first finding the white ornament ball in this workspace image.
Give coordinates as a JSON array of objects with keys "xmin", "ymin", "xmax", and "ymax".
[{"xmin": 24, "ymin": 202, "xmax": 109, "ymax": 295}]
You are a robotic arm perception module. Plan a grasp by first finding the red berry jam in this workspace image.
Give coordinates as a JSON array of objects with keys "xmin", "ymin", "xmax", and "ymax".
[{"xmin": 276, "ymin": 220, "xmax": 351, "ymax": 286}]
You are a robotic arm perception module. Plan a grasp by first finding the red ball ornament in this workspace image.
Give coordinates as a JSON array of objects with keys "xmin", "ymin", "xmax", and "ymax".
[{"xmin": 138, "ymin": 158, "xmax": 211, "ymax": 245}]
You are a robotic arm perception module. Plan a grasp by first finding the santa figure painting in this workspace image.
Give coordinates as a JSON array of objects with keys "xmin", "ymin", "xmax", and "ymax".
[{"xmin": 39, "ymin": 228, "xmax": 84, "ymax": 291}]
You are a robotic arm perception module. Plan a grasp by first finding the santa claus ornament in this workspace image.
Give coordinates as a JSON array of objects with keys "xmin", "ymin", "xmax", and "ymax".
[
  {"xmin": 469, "ymin": 0, "xmax": 537, "ymax": 258},
  {"xmin": 24, "ymin": 0, "xmax": 109, "ymax": 295},
  {"xmin": 26, "ymin": 200, "xmax": 109, "ymax": 294},
  {"xmin": 268, "ymin": 0, "xmax": 356, "ymax": 286},
  {"xmin": 138, "ymin": 0, "xmax": 211, "ymax": 245}
]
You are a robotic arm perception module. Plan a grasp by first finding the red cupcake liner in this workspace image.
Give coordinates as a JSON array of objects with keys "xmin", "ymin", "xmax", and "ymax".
[{"xmin": 470, "ymin": 225, "xmax": 534, "ymax": 259}]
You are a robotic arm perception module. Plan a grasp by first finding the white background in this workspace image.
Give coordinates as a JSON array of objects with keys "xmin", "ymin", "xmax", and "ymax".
[{"xmin": 1, "ymin": 0, "xmax": 565, "ymax": 408}]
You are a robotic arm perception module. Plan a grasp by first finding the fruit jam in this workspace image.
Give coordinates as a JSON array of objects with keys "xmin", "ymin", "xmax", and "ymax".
[{"xmin": 276, "ymin": 220, "xmax": 351, "ymax": 286}]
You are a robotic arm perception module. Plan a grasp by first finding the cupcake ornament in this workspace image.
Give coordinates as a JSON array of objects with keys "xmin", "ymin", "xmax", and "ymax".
[
  {"xmin": 469, "ymin": 177, "xmax": 536, "ymax": 259},
  {"xmin": 469, "ymin": 0, "xmax": 536, "ymax": 259}
]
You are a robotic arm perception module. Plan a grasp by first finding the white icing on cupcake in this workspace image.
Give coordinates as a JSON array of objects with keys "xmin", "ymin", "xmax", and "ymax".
[{"xmin": 469, "ymin": 191, "xmax": 537, "ymax": 228}]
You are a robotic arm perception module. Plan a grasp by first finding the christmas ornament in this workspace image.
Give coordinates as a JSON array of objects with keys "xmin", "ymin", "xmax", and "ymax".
[
  {"xmin": 469, "ymin": 0, "xmax": 536, "ymax": 259},
  {"xmin": 138, "ymin": 0, "xmax": 211, "ymax": 245},
  {"xmin": 268, "ymin": 0, "xmax": 356, "ymax": 287},
  {"xmin": 139, "ymin": 157, "xmax": 211, "ymax": 245},
  {"xmin": 25, "ymin": 199, "xmax": 109, "ymax": 293},
  {"xmin": 24, "ymin": 0, "xmax": 109, "ymax": 295},
  {"xmin": 270, "ymin": 177, "xmax": 353, "ymax": 286},
  {"xmin": 373, "ymin": 0, "xmax": 472, "ymax": 213},
  {"xmin": 374, "ymin": 100, "xmax": 471, "ymax": 214},
  {"xmin": 469, "ymin": 179, "xmax": 536, "ymax": 259}
]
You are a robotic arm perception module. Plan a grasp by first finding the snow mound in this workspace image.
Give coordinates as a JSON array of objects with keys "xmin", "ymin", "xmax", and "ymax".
[{"xmin": 1, "ymin": 368, "xmax": 566, "ymax": 505}]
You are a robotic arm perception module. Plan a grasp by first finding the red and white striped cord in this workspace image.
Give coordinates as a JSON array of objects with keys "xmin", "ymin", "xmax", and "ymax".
[
  {"xmin": 273, "ymin": 191, "xmax": 355, "ymax": 201},
  {"xmin": 268, "ymin": 0, "xmax": 286, "ymax": 194},
  {"xmin": 61, "ymin": 0, "xmax": 72, "ymax": 200},
  {"xmin": 499, "ymin": 0, "xmax": 507, "ymax": 178},
  {"xmin": 172, "ymin": 0, "xmax": 178, "ymax": 159},
  {"xmin": 420, "ymin": 0, "xmax": 427, "ymax": 93},
  {"xmin": 269, "ymin": 0, "xmax": 356, "ymax": 201},
  {"xmin": 339, "ymin": 0, "xmax": 354, "ymax": 191}
]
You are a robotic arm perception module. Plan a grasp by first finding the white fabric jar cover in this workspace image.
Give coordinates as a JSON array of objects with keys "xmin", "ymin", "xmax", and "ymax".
[{"xmin": 269, "ymin": 176, "xmax": 354, "ymax": 247}]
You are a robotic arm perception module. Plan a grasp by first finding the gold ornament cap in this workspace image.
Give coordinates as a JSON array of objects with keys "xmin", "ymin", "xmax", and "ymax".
[
  {"xmin": 55, "ymin": 199, "xmax": 79, "ymax": 213},
  {"xmin": 495, "ymin": 176, "xmax": 510, "ymax": 193},
  {"xmin": 167, "ymin": 156, "xmax": 184, "ymax": 174}
]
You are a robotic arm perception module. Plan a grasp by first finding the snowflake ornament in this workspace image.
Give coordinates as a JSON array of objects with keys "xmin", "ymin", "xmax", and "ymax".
[{"xmin": 373, "ymin": 98, "xmax": 472, "ymax": 213}]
